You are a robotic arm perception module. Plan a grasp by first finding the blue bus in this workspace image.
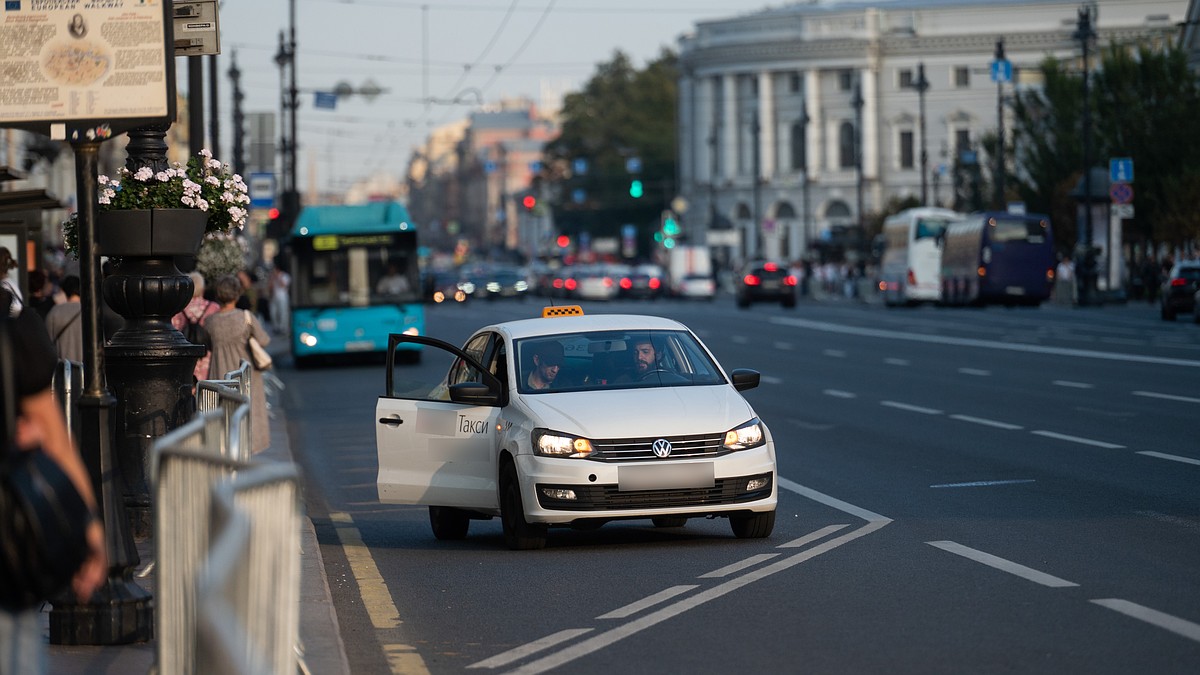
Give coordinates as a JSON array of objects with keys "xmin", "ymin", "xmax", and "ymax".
[
  {"xmin": 288, "ymin": 202, "xmax": 423, "ymax": 366},
  {"xmin": 940, "ymin": 211, "xmax": 1056, "ymax": 307}
]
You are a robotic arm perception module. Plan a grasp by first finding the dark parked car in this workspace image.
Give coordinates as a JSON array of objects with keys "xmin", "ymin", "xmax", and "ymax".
[
  {"xmin": 736, "ymin": 261, "xmax": 797, "ymax": 308},
  {"xmin": 619, "ymin": 264, "xmax": 666, "ymax": 300},
  {"xmin": 1160, "ymin": 261, "xmax": 1200, "ymax": 321}
]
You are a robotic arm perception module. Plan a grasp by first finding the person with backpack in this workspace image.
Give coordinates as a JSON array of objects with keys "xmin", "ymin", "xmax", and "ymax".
[
  {"xmin": 170, "ymin": 271, "xmax": 219, "ymax": 385},
  {"xmin": 43, "ymin": 275, "xmax": 82, "ymax": 363},
  {"xmin": 1, "ymin": 286, "xmax": 106, "ymax": 675}
]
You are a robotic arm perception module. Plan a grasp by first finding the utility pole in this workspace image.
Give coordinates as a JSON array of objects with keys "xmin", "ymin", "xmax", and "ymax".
[
  {"xmin": 913, "ymin": 63, "xmax": 930, "ymax": 205},
  {"xmin": 994, "ymin": 39, "xmax": 1007, "ymax": 210},
  {"xmin": 1074, "ymin": 4, "xmax": 1097, "ymax": 306},
  {"xmin": 228, "ymin": 50, "xmax": 246, "ymax": 178},
  {"xmin": 750, "ymin": 109, "xmax": 761, "ymax": 260}
]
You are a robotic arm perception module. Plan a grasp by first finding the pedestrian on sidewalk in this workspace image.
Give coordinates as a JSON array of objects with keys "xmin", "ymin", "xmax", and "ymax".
[
  {"xmin": 171, "ymin": 271, "xmax": 220, "ymax": 385},
  {"xmin": 43, "ymin": 275, "xmax": 82, "ymax": 363},
  {"xmin": 205, "ymin": 274, "xmax": 271, "ymax": 453}
]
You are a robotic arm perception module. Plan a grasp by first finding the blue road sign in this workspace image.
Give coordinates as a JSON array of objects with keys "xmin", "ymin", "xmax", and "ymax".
[
  {"xmin": 484, "ymin": 161, "xmax": 497, "ymax": 174},
  {"xmin": 1110, "ymin": 157, "xmax": 1134, "ymax": 183},
  {"xmin": 625, "ymin": 157, "xmax": 642, "ymax": 174},
  {"xmin": 573, "ymin": 158, "xmax": 589, "ymax": 175},
  {"xmin": 572, "ymin": 188, "xmax": 586, "ymax": 204},
  {"xmin": 313, "ymin": 91, "xmax": 337, "ymax": 109},
  {"xmin": 990, "ymin": 60, "xmax": 1012, "ymax": 83}
]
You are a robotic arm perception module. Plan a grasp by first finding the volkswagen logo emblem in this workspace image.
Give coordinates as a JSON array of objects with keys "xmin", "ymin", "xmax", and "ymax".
[{"xmin": 651, "ymin": 438, "xmax": 673, "ymax": 458}]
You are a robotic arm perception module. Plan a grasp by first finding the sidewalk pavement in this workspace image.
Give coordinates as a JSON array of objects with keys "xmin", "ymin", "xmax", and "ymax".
[{"xmin": 44, "ymin": 347, "xmax": 350, "ymax": 674}]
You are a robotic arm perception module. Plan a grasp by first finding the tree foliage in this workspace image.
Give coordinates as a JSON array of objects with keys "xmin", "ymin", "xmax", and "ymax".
[
  {"xmin": 541, "ymin": 49, "xmax": 678, "ymax": 247},
  {"xmin": 1011, "ymin": 43, "xmax": 1200, "ymax": 253}
]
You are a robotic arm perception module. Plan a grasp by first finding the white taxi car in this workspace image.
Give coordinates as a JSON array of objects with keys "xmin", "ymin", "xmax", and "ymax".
[{"xmin": 375, "ymin": 306, "xmax": 777, "ymax": 549}]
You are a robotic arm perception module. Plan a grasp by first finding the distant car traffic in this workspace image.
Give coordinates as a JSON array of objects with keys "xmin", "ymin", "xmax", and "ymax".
[
  {"xmin": 1160, "ymin": 261, "xmax": 1200, "ymax": 321},
  {"xmin": 736, "ymin": 261, "xmax": 797, "ymax": 308},
  {"xmin": 619, "ymin": 264, "xmax": 666, "ymax": 300},
  {"xmin": 375, "ymin": 305, "xmax": 778, "ymax": 549},
  {"xmin": 675, "ymin": 274, "xmax": 716, "ymax": 301}
]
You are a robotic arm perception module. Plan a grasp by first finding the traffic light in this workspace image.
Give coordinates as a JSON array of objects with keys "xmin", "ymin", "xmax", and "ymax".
[
  {"xmin": 556, "ymin": 234, "xmax": 570, "ymax": 248},
  {"xmin": 629, "ymin": 180, "xmax": 644, "ymax": 199},
  {"xmin": 522, "ymin": 195, "xmax": 537, "ymax": 210},
  {"xmin": 268, "ymin": 207, "xmax": 280, "ymax": 220},
  {"xmin": 663, "ymin": 215, "xmax": 680, "ymax": 237}
]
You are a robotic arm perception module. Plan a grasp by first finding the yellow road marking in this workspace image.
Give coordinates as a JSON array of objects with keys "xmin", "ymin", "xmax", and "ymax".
[{"xmin": 330, "ymin": 511, "xmax": 430, "ymax": 674}]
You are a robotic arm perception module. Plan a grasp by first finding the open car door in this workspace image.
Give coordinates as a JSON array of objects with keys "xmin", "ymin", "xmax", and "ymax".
[{"xmin": 376, "ymin": 333, "xmax": 504, "ymax": 511}]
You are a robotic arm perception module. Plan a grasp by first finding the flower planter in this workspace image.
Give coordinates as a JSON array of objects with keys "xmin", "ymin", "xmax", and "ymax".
[{"xmin": 96, "ymin": 208, "xmax": 207, "ymax": 258}]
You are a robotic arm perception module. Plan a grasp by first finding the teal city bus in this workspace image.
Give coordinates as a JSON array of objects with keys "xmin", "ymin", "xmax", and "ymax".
[{"xmin": 288, "ymin": 202, "xmax": 423, "ymax": 366}]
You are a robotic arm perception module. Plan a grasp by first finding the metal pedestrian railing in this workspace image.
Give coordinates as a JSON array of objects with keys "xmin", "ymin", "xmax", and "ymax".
[{"xmin": 151, "ymin": 359, "xmax": 306, "ymax": 674}]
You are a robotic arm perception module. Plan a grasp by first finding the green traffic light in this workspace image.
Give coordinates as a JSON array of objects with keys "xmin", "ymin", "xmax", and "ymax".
[
  {"xmin": 663, "ymin": 217, "xmax": 679, "ymax": 236},
  {"xmin": 629, "ymin": 180, "xmax": 643, "ymax": 198},
  {"xmin": 663, "ymin": 237, "xmax": 676, "ymax": 248}
]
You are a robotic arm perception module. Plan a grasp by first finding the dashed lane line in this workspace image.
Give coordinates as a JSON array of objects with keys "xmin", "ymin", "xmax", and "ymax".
[
  {"xmin": 1030, "ymin": 430, "xmax": 1125, "ymax": 449},
  {"xmin": 595, "ymin": 586, "xmax": 698, "ymax": 620},
  {"xmin": 1137, "ymin": 451, "xmax": 1200, "ymax": 467},
  {"xmin": 949, "ymin": 414, "xmax": 1023, "ymax": 430},
  {"xmin": 1091, "ymin": 599, "xmax": 1200, "ymax": 644},
  {"xmin": 823, "ymin": 389, "xmax": 857, "ymax": 399},
  {"xmin": 1132, "ymin": 390, "xmax": 1200, "ymax": 404},
  {"xmin": 466, "ymin": 629, "xmax": 594, "ymax": 671},
  {"xmin": 884, "ymin": 357, "xmax": 910, "ymax": 366},
  {"xmin": 881, "ymin": 400, "xmax": 943, "ymax": 415},
  {"xmin": 927, "ymin": 541, "xmax": 1079, "ymax": 588},
  {"xmin": 699, "ymin": 554, "xmax": 782, "ymax": 579},
  {"xmin": 957, "ymin": 367, "xmax": 991, "ymax": 376},
  {"xmin": 778, "ymin": 523, "xmax": 851, "ymax": 549},
  {"xmin": 1053, "ymin": 380, "xmax": 1095, "ymax": 389}
]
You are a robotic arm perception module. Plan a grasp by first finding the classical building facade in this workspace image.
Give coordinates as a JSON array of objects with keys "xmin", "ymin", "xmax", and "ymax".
[{"xmin": 676, "ymin": 0, "xmax": 1185, "ymax": 265}]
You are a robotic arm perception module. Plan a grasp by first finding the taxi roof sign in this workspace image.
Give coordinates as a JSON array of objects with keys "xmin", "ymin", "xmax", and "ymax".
[{"xmin": 542, "ymin": 305, "xmax": 585, "ymax": 318}]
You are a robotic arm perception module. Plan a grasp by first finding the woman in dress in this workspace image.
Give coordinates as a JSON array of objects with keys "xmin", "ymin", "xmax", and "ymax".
[
  {"xmin": 170, "ymin": 271, "xmax": 219, "ymax": 385},
  {"xmin": 205, "ymin": 274, "xmax": 271, "ymax": 453}
]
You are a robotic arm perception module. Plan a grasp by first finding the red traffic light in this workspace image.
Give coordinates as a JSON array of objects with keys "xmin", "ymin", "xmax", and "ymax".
[
  {"xmin": 556, "ymin": 234, "xmax": 570, "ymax": 248},
  {"xmin": 522, "ymin": 195, "xmax": 537, "ymax": 210},
  {"xmin": 268, "ymin": 207, "xmax": 281, "ymax": 219}
]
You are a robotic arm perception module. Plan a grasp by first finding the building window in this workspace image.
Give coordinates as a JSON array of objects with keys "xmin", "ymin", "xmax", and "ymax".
[
  {"xmin": 838, "ymin": 69, "xmax": 854, "ymax": 91},
  {"xmin": 899, "ymin": 69, "xmax": 914, "ymax": 89},
  {"xmin": 790, "ymin": 72, "xmax": 802, "ymax": 93},
  {"xmin": 954, "ymin": 66, "xmax": 970, "ymax": 88},
  {"xmin": 955, "ymin": 129, "xmax": 971, "ymax": 153},
  {"xmin": 899, "ymin": 130, "xmax": 914, "ymax": 169},
  {"xmin": 839, "ymin": 121, "xmax": 855, "ymax": 169},
  {"xmin": 791, "ymin": 121, "xmax": 807, "ymax": 171}
]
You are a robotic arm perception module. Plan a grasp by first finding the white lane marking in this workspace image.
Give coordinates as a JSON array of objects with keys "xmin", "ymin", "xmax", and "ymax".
[
  {"xmin": 1137, "ymin": 451, "xmax": 1200, "ymax": 467},
  {"xmin": 949, "ymin": 414, "xmax": 1023, "ymax": 430},
  {"xmin": 930, "ymin": 479, "xmax": 1036, "ymax": 488},
  {"xmin": 778, "ymin": 523, "xmax": 850, "ymax": 549},
  {"xmin": 1031, "ymin": 430, "xmax": 1125, "ymax": 449},
  {"xmin": 507, "ymin": 520, "xmax": 890, "ymax": 675},
  {"xmin": 1053, "ymin": 380, "xmax": 1095, "ymax": 389},
  {"xmin": 468, "ymin": 629, "xmax": 593, "ymax": 670},
  {"xmin": 1134, "ymin": 510, "xmax": 1200, "ymax": 533},
  {"xmin": 823, "ymin": 349, "xmax": 846, "ymax": 358},
  {"xmin": 699, "ymin": 554, "xmax": 781, "ymax": 579},
  {"xmin": 884, "ymin": 357, "xmax": 910, "ymax": 366},
  {"xmin": 957, "ymin": 367, "xmax": 991, "ymax": 376},
  {"xmin": 927, "ymin": 541, "xmax": 1079, "ymax": 588},
  {"xmin": 881, "ymin": 400, "xmax": 943, "ymax": 415},
  {"xmin": 760, "ymin": 375, "xmax": 783, "ymax": 385},
  {"xmin": 595, "ymin": 586, "xmax": 698, "ymax": 620},
  {"xmin": 777, "ymin": 477, "xmax": 892, "ymax": 523},
  {"xmin": 823, "ymin": 389, "xmax": 857, "ymax": 399},
  {"xmin": 731, "ymin": 335, "xmax": 748, "ymax": 344},
  {"xmin": 1133, "ymin": 390, "xmax": 1200, "ymax": 404},
  {"xmin": 770, "ymin": 316, "xmax": 1200, "ymax": 368},
  {"xmin": 774, "ymin": 341, "xmax": 793, "ymax": 351},
  {"xmin": 1091, "ymin": 599, "xmax": 1200, "ymax": 644}
]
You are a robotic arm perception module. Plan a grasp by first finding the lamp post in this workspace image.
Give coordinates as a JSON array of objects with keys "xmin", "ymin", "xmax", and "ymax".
[
  {"xmin": 913, "ymin": 63, "xmax": 930, "ymax": 205},
  {"xmin": 1074, "ymin": 3, "xmax": 1097, "ymax": 306},
  {"xmin": 994, "ymin": 39, "xmax": 1007, "ymax": 210},
  {"xmin": 851, "ymin": 80, "xmax": 865, "ymax": 253},
  {"xmin": 798, "ymin": 101, "xmax": 811, "ymax": 255},
  {"xmin": 228, "ymin": 50, "xmax": 246, "ymax": 178},
  {"xmin": 750, "ymin": 107, "xmax": 762, "ymax": 260}
]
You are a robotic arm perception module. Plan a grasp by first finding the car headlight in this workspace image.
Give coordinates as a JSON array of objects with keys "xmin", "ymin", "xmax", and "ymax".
[
  {"xmin": 532, "ymin": 428, "xmax": 594, "ymax": 458},
  {"xmin": 723, "ymin": 418, "xmax": 765, "ymax": 451}
]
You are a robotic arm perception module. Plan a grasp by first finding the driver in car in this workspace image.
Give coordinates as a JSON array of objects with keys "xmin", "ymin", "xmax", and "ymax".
[{"xmin": 632, "ymin": 338, "xmax": 659, "ymax": 378}]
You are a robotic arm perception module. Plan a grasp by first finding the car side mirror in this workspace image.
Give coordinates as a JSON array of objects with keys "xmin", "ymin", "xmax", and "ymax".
[
  {"xmin": 449, "ymin": 381, "xmax": 500, "ymax": 406},
  {"xmin": 730, "ymin": 368, "xmax": 760, "ymax": 391}
]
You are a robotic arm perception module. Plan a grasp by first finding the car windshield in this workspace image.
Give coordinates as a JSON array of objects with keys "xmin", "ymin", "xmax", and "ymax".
[{"xmin": 515, "ymin": 329, "xmax": 726, "ymax": 394}]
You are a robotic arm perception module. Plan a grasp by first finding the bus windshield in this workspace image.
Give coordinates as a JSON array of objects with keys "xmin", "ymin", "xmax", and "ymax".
[{"xmin": 292, "ymin": 232, "xmax": 420, "ymax": 307}]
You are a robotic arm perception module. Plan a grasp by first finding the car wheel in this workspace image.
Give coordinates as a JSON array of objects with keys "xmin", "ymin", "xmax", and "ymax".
[
  {"xmin": 1194, "ymin": 310, "xmax": 1200, "ymax": 325},
  {"xmin": 1162, "ymin": 306, "xmax": 1175, "ymax": 321},
  {"xmin": 429, "ymin": 506, "xmax": 469, "ymax": 540},
  {"xmin": 500, "ymin": 463, "xmax": 547, "ymax": 550},
  {"xmin": 736, "ymin": 296, "xmax": 750, "ymax": 309},
  {"xmin": 782, "ymin": 296, "xmax": 796, "ymax": 308},
  {"xmin": 651, "ymin": 516, "xmax": 687, "ymax": 528},
  {"xmin": 730, "ymin": 510, "xmax": 775, "ymax": 539}
]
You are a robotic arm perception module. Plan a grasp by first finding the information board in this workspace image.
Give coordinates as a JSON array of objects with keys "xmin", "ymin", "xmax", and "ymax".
[{"xmin": 0, "ymin": 1, "xmax": 174, "ymax": 140}]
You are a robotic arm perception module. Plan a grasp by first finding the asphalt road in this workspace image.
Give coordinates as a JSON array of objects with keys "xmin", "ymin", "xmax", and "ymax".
[{"xmin": 280, "ymin": 295, "xmax": 1200, "ymax": 674}]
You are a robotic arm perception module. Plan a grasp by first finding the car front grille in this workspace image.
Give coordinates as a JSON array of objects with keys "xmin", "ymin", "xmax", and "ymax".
[
  {"xmin": 536, "ymin": 473, "xmax": 773, "ymax": 511},
  {"xmin": 588, "ymin": 432, "xmax": 727, "ymax": 462}
]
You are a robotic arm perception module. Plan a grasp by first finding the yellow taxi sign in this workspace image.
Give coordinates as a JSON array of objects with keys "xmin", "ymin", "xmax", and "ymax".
[{"xmin": 542, "ymin": 305, "xmax": 584, "ymax": 318}]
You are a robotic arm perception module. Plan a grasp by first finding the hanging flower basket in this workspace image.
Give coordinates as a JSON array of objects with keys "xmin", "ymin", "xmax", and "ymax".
[{"xmin": 95, "ymin": 208, "xmax": 208, "ymax": 258}]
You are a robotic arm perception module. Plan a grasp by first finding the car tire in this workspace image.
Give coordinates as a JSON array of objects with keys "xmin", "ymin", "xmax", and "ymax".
[
  {"xmin": 1193, "ymin": 310, "xmax": 1200, "ymax": 325},
  {"xmin": 651, "ymin": 516, "xmax": 688, "ymax": 528},
  {"xmin": 1162, "ymin": 306, "xmax": 1175, "ymax": 321},
  {"xmin": 429, "ymin": 506, "xmax": 469, "ymax": 540},
  {"xmin": 500, "ymin": 463, "xmax": 547, "ymax": 550},
  {"xmin": 730, "ymin": 510, "xmax": 775, "ymax": 539},
  {"xmin": 782, "ymin": 296, "xmax": 796, "ymax": 309},
  {"xmin": 736, "ymin": 296, "xmax": 750, "ymax": 309}
]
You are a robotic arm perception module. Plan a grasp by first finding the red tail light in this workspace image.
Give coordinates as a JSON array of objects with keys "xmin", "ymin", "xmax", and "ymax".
[
  {"xmin": 906, "ymin": 269, "xmax": 916, "ymax": 285},
  {"xmin": 619, "ymin": 278, "xmax": 632, "ymax": 289},
  {"xmin": 603, "ymin": 277, "xmax": 613, "ymax": 287},
  {"xmin": 763, "ymin": 262, "xmax": 779, "ymax": 272},
  {"xmin": 649, "ymin": 278, "xmax": 661, "ymax": 289},
  {"xmin": 784, "ymin": 275, "xmax": 797, "ymax": 286},
  {"xmin": 1171, "ymin": 278, "xmax": 1189, "ymax": 287},
  {"xmin": 743, "ymin": 274, "xmax": 761, "ymax": 286},
  {"xmin": 553, "ymin": 278, "xmax": 564, "ymax": 289},
  {"xmin": 565, "ymin": 278, "xmax": 577, "ymax": 290}
]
